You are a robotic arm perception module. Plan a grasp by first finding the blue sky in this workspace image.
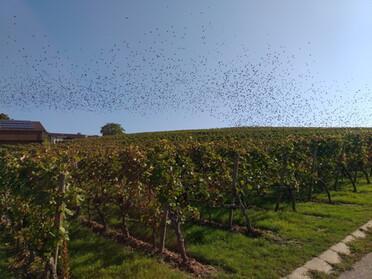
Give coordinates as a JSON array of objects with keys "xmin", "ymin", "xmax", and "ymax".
[{"xmin": 1, "ymin": 0, "xmax": 372, "ymax": 135}]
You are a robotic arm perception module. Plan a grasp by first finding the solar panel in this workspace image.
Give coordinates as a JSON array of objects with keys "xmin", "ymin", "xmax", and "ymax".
[{"xmin": 0, "ymin": 120, "xmax": 35, "ymax": 129}]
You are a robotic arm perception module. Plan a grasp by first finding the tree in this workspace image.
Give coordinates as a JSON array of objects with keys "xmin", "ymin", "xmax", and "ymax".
[
  {"xmin": 0, "ymin": 113, "xmax": 11, "ymax": 120},
  {"xmin": 100, "ymin": 123, "xmax": 125, "ymax": 136}
]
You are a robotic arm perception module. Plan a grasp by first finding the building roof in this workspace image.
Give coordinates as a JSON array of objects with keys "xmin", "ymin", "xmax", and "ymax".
[
  {"xmin": 0, "ymin": 120, "xmax": 46, "ymax": 132},
  {"xmin": 49, "ymin": 133, "xmax": 88, "ymax": 139},
  {"xmin": 0, "ymin": 120, "xmax": 46, "ymax": 144}
]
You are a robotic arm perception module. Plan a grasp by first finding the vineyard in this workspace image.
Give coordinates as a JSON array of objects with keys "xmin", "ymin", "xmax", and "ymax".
[{"xmin": 1, "ymin": 127, "xmax": 372, "ymax": 279}]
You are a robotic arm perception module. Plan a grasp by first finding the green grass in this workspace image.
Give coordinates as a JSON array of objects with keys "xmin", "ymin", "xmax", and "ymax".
[
  {"xmin": 314, "ymin": 181, "xmax": 372, "ymax": 206},
  {"xmin": 1, "ymin": 177, "xmax": 371, "ymax": 279},
  {"xmin": 181, "ymin": 204, "xmax": 371, "ymax": 279},
  {"xmin": 179, "ymin": 177, "xmax": 372, "ymax": 278},
  {"xmin": 82, "ymin": 177, "xmax": 371, "ymax": 279},
  {"xmin": 68, "ymin": 221, "xmax": 189, "ymax": 279}
]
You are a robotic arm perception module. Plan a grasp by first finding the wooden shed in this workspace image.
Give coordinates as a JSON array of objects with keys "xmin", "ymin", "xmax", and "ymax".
[{"xmin": 0, "ymin": 120, "xmax": 46, "ymax": 145}]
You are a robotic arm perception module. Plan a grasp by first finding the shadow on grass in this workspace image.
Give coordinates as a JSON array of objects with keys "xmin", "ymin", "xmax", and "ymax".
[{"xmin": 68, "ymin": 221, "xmax": 187, "ymax": 279}]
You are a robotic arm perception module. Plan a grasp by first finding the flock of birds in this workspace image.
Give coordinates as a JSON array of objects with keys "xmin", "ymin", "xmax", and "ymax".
[{"xmin": 1, "ymin": 9, "xmax": 371, "ymax": 128}]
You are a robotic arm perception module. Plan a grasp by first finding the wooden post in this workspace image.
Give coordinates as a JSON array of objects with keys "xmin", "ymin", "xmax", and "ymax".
[
  {"xmin": 159, "ymin": 203, "xmax": 169, "ymax": 253},
  {"xmin": 152, "ymin": 221, "xmax": 157, "ymax": 251},
  {"xmin": 118, "ymin": 197, "xmax": 130, "ymax": 238},
  {"xmin": 290, "ymin": 186, "xmax": 297, "ymax": 212},
  {"xmin": 169, "ymin": 211, "xmax": 188, "ymax": 262},
  {"xmin": 228, "ymin": 153, "xmax": 239, "ymax": 228},
  {"xmin": 308, "ymin": 145, "xmax": 318, "ymax": 201},
  {"xmin": 334, "ymin": 144, "xmax": 345, "ymax": 190},
  {"xmin": 59, "ymin": 239, "xmax": 70, "ymax": 279},
  {"xmin": 228, "ymin": 198, "xmax": 235, "ymax": 228},
  {"xmin": 49, "ymin": 173, "xmax": 67, "ymax": 279},
  {"xmin": 275, "ymin": 152, "xmax": 289, "ymax": 212},
  {"xmin": 45, "ymin": 257, "xmax": 58, "ymax": 279},
  {"xmin": 232, "ymin": 154, "xmax": 239, "ymax": 193},
  {"xmin": 232, "ymin": 153, "xmax": 254, "ymax": 232}
]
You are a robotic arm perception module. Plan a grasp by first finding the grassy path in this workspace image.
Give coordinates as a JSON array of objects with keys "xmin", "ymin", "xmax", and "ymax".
[
  {"xmin": 68, "ymin": 221, "xmax": 189, "ymax": 279},
  {"xmin": 184, "ymin": 180, "xmax": 371, "ymax": 278}
]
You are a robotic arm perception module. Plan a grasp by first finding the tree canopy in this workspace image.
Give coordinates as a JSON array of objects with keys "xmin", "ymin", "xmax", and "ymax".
[
  {"xmin": 0, "ymin": 113, "xmax": 11, "ymax": 120},
  {"xmin": 100, "ymin": 123, "xmax": 125, "ymax": 136}
]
